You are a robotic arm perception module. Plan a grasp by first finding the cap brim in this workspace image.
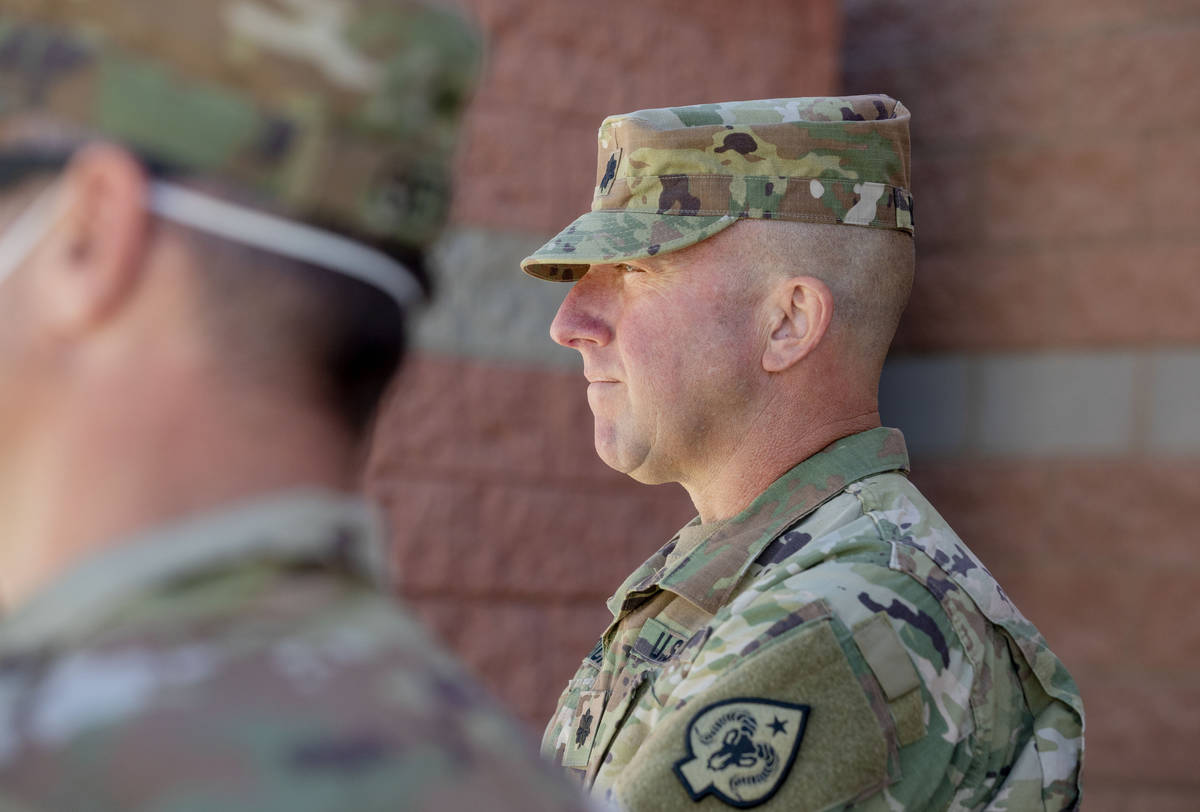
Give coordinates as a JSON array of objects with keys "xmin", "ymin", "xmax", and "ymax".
[{"xmin": 521, "ymin": 211, "xmax": 738, "ymax": 281}]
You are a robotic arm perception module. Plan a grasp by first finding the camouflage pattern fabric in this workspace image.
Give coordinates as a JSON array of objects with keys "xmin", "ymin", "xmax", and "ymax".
[
  {"xmin": 0, "ymin": 0, "xmax": 480, "ymax": 250},
  {"xmin": 542, "ymin": 428, "xmax": 1085, "ymax": 810},
  {"xmin": 0, "ymin": 492, "xmax": 587, "ymax": 811},
  {"xmin": 522, "ymin": 96, "xmax": 913, "ymax": 281}
]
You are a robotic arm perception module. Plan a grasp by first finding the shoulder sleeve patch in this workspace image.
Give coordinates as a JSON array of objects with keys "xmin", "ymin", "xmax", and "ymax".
[
  {"xmin": 613, "ymin": 619, "xmax": 889, "ymax": 811},
  {"xmin": 672, "ymin": 698, "xmax": 809, "ymax": 808}
]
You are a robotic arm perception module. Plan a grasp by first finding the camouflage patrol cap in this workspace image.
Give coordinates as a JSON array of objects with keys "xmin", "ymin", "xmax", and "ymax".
[
  {"xmin": 0, "ymin": 0, "xmax": 481, "ymax": 252},
  {"xmin": 521, "ymin": 96, "xmax": 913, "ymax": 282}
]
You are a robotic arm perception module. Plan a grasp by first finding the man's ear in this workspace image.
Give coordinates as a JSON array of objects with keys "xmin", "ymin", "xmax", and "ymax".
[
  {"xmin": 35, "ymin": 144, "xmax": 149, "ymax": 335},
  {"xmin": 761, "ymin": 275, "xmax": 833, "ymax": 373}
]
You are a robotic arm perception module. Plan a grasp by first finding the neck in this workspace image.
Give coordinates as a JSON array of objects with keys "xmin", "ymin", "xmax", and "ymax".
[
  {"xmin": 682, "ymin": 398, "xmax": 881, "ymax": 523},
  {"xmin": 0, "ymin": 364, "xmax": 356, "ymax": 612}
]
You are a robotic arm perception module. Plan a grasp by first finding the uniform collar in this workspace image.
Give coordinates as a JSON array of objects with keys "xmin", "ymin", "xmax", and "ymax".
[
  {"xmin": 0, "ymin": 489, "xmax": 388, "ymax": 655},
  {"xmin": 606, "ymin": 427, "xmax": 909, "ymax": 619}
]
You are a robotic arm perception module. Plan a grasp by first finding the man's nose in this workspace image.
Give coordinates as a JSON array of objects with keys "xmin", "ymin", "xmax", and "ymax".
[{"xmin": 549, "ymin": 271, "xmax": 613, "ymax": 349}]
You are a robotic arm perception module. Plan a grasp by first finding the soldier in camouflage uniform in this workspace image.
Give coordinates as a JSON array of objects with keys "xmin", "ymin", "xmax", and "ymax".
[
  {"xmin": 0, "ymin": 2, "xmax": 586, "ymax": 810},
  {"xmin": 522, "ymin": 97, "xmax": 1084, "ymax": 810}
]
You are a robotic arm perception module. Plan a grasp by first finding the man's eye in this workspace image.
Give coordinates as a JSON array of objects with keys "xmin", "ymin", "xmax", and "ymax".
[{"xmin": 616, "ymin": 263, "xmax": 645, "ymax": 273}]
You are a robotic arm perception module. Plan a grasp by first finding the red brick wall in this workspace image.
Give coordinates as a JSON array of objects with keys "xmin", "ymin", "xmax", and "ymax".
[
  {"xmin": 843, "ymin": 0, "xmax": 1200, "ymax": 352},
  {"xmin": 368, "ymin": 355, "xmax": 694, "ymax": 721},
  {"xmin": 843, "ymin": 1, "xmax": 1200, "ymax": 807},
  {"xmin": 367, "ymin": 1, "xmax": 1199, "ymax": 807},
  {"xmin": 914, "ymin": 462, "xmax": 1200, "ymax": 809},
  {"xmin": 367, "ymin": 0, "xmax": 843, "ymax": 727},
  {"xmin": 451, "ymin": 0, "xmax": 841, "ymax": 234}
]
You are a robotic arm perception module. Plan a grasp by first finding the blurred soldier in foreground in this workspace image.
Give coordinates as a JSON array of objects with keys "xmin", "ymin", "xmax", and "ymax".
[
  {"xmin": 0, "ymin": 2, "xmax": 584, "ymax": 810},
  {"xmin": 523, "ymin": 97, "xmax": 1084, "ymax": 810}
]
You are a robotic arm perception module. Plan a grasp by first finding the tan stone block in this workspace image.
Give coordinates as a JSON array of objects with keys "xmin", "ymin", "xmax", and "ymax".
[
  {"xmin": 1144, "ymin": 132, "xmax": 1200, "ymax": 237},
  {"xmin": 450, "ymin": 0, "xmax": 839, "ymax": 232},
  {"xmin": 370, "ymin": 354, "xmax": 617, "ymax": 484},
  {"xmin": 470, "ymin": 481, "xmax": 691, "ymax": 595},
  {"xmin": 1123, "ymin": 572, "xmax": 1200, "ymax": 672},
  {"xmin": 408, "ymin": 596, "xmax": 612, "ymax": 725},
  {"xmin": 1007, "ymin": 564, "xmax": 1143, "ymax": 672},
  {"xmin": 907, "ymin": 153, "xmax": 984, "ymax": 251},
  {"xmin": 1043, "ymin": 460, "xmax": 1200, "ymax": 569},
  {"xmin": 1075, "ymin": 667, "xmax": 1200, "ymax": 783},
  {"xmin": 917, "ymin": 459, "xmax": 1200, "ymax": 569},
  {"xmin": 989, "ymin": 0, "xmax": 1193, "ymax": 34},
  {"xmin": 982, "ymin": 144, "xmax": 1143, "ymax": 246},
  {"xmin": 843, "ymin": 0, "xmax": 997, "ymax": 58},
  {"xmin": 371, "ymin": 476, "xmax": 483, "ymax": 591},
  {"xmin": 465, "ymin": 0, "xmax": 838, "ymax": 117},
  {"xmin": 1065, "ymin": 27, "xmax": 1200, "ymax": 138},
  {"xmin": 1080, "ymin": 782, "xmax": 1200, "ymax": 812},
  {"xmin": 451, "ymin": 105, "xmax": 597, "ymax": 233},
  {"xmin": 895, "ymin": 240, "xmax": 1200, "ymax": 351},
  {"xmin": 910, "ymin": 462, "xmax": 1053, "ymax": 570},
  {"xmin": 374, "ymin": 471, "xmax": 691, "ymax": 597}
]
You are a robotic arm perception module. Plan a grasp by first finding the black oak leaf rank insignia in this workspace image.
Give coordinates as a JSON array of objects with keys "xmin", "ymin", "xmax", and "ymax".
[
  {"xmin": 597, "ymin": 148, "xmax": 622, "ymax": 196},
  {"xmin": 672, "ymin": 698, "xmax": 810, "ymax": 808},
  {"xmin": 575, "ymin": 706, "xmax": 594, "ymax": 749}
]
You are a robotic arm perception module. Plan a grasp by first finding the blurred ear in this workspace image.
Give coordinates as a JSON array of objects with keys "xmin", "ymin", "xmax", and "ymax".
[
  {"xmin": 34, "ymin": 144, "xmax": 149, "ymax": 336},
  {"xmin": 761, "ymin": 275, "xmax": 833, "ymax": 373}
]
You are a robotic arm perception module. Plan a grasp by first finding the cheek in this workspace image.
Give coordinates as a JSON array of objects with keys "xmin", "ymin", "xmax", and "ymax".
[
  {"xmin": 617, "ymin": 287, "xmax": 761, "ymax": 401},
  {"xmin": 620, "ymin": 316, "xmax": 684, "ymax": 391}
]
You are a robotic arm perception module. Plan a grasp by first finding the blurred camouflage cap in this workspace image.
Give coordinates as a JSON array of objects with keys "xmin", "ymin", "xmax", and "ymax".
[
  {"xmin": 521, "ymin": 95, "xmax": 913, "ymax": 282},
  {"xmin": 0, "ymin": 0, "xmax": 481, "ymax": 251}
]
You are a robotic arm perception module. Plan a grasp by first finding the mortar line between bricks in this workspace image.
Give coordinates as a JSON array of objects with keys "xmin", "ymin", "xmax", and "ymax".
[
  {"xmin": 1071, "ymin": 662, "xmax": 1200, "ymax": 680},
  {"xmin": 399, "ymin": 587, "xmax": 612, "ymax": 605},
  {"xmin": 465, "ymin": 100, "xmax": 625, "ymax": 126},
  {"xmin": 902, "ymin": 124, "xmax": 1200, "ymax": 159},
  {"xmin": 841, "ymin": 16, "xmax": 1200, "ymax": 69},
  {"xmin": 1081, "ymin": 776, "xmax": 1200, "ymax": 791},
  {"xmin": 917, "ymin": 232, "xmax": 1200, "ymax": 258}
]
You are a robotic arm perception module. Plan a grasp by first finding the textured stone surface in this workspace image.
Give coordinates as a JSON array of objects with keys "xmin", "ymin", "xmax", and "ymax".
[
  {"xmin": 1082, "ymin": 784, "xmax": 1200, "ymax": 812},
  {"xmin": 878, "ymin": 355, "xmax": 971, "ymax": 457},
  {"xmin": 357, "ymin": 2, "xmax": 1200, "ymax": 804},
  {"xmin": 450, "ymin": 0, "xmax": 840, "ymax": 234},
  {"xmin": 913, "ymin": 458, "xmax": 1200, "ymax": 796},
  {"xmin": 914, "ymin": 459, "xmax": 1200, "ymax": 572},
  {"xmin": 894, "ymin": 240, "xmax": 1200, "ymax": 352},
  {"xmin": 372, "ymin": 354, "xmax": 607, "ymax": 482},
  {"xmin": 367, "ymin": 353, "xmax": 694, "ymax": 726},
  {"xmin": 881, "ymin": 351, "xmax": 1200, "ymax": 459},
  {"xmin": 844, "ymin": 0, "xmax": 1200, "ymax": 351},
  {"xmin": 403, "ymin": 596, "xmax": 612, "ymax": 725},
  {"xmin": 976, "ymin": 353, "xmax": 1137, "ymax": 456},
  {"xmin": 1148, "ymin": 350, "xmax": 1200, "ymax": 454},
  {"xmin": 414, "ymin": 227, "xmax": 577, "ymax": 368},
  {"xmin": 369, "ymin": 356, "xmax": 695, "ymax": 565},
  {"xmin": 980, "ymin": 143, "xmax": 1143, "ymax": 246},
  {"xmin": 371, "ymin": 351, "xmax": 1200, "ymax": 755},
  {"xmin": 1073, "ymin": 668, "xmax": 1200, "ymax": 784},
  {"xmin": 374, "ymin": 472, "xmax": 692, "ymax": 599}
]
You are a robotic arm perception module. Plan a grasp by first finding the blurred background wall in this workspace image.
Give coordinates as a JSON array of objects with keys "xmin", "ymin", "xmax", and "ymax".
[{"xmin": 367, "ymin": 1, "xmax": 1200, "ymax": 808}]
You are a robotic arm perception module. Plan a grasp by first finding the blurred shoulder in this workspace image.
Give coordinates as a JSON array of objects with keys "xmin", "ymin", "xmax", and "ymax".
[{"xmin": 0, "ymin": 564, "xmax": 582, "ymax": 811}]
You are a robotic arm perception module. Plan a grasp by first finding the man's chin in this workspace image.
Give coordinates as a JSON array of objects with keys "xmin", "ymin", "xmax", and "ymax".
[{"xmin": 592, "ymin": 432, "xmax": 670, "ymax": 485}]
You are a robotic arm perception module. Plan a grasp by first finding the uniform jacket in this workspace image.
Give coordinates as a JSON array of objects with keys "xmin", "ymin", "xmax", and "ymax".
[
  {"xmin": 543, "ymin": 428, "xmax": 1084, "ymax": 811},
  {"xmin": 0, "ymin": 491, "xmax": 584, "ymax": 812}
]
